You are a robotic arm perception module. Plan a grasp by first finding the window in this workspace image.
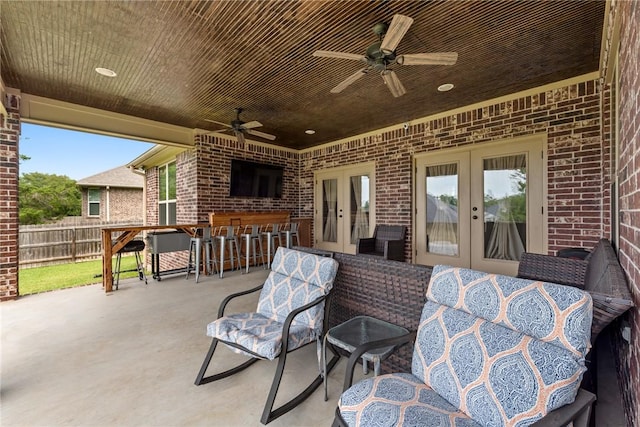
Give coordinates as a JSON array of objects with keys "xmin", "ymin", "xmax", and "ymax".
[
  {"xmin": 88, "ymin": 188, "xmax": 101, "ymax": 217},
  {"xmin": 158, "ymin": 161, "xmax": 176, "ymax": 225}
]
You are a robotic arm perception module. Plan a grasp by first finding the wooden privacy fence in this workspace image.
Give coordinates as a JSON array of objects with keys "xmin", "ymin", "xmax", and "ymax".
[{"xmin": 19, "ymin": 220, "xmax": 142, "ymax": 268}]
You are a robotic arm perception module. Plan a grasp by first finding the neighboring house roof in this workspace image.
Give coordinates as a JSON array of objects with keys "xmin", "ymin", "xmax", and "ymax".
[{"xmin": 76, "ymin": 165, "xmax": 144, "ymax": 189}]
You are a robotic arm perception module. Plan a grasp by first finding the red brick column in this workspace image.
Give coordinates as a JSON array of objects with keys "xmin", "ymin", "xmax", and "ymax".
[
  {"xmin": 0, "ymin": 91, "xmax": 20, "ymax": 300},
  {"xmin": 615, "ymin": 1, "xmax": 640, "ymax": 424}
]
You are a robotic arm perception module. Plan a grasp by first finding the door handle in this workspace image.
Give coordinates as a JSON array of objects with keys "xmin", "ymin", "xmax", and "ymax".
[{"xmin": 472, "ymin": 215, "xmax": 478, "ymax": 220}]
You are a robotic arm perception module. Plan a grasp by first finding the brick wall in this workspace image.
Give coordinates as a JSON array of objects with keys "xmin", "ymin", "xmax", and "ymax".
[
  {"xmin": 107, "ymin": 188, "xmax": 144, "ymax": 221},
  {"xmin": 194, "ymin": 134, "xmax": 299, "ymax": 218},
  {"xmin": 146, "ymin": 167, "xmax": 159, "ymax": 226},
  {"xmin": 613, "ymin": 0, "xmax": 640, "ymax": 424},
  {"xmin": 176, "ymin": 149, "xmax": 198, "ymax": 223},
  {"xmin": 81, "ymin": 187, "xmax": 143, "ymax": 221},
  {"xmin": 299, "ymin": 76, "xmax": 610, "ymax": 255},
  {"xmin": 0, "ymin": 93, "xmax": 20, "ymax": 300}
]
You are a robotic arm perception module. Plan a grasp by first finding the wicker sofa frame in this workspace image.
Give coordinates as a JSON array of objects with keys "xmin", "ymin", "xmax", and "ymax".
[
  {"xmin": 298, "ymin": 239, "xmax": 633, "ymax": 374},
  {"xmin": 293, "ymin": 248, "xmax": 432, "ymax": 374},
  {"xmin": 313, "ymin": 254, "xmax": 596, "ymax": 427},
  {"xmin": 517, "ymin": 238, "xmax": 634, "ymax": 341}
]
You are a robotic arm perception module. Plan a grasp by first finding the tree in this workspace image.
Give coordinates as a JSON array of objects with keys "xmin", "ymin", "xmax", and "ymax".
[{"xmin": 19, "ymin": 173, "xmax": 81, "ymax": 224}]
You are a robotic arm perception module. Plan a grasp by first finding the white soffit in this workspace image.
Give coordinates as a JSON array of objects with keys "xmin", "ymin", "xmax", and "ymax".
[{"xmin": 19, "ymin": 93, "xmax": 193, "ymax": 148}]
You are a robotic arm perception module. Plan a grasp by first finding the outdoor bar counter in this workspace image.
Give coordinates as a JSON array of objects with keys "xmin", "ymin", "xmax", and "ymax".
[{"xmin": 101, "ymin": 224, "xmax": 206, "ymax": 293}]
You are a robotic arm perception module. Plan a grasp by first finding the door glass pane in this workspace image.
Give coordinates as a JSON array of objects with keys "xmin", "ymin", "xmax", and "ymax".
[
  {"xmin": 426, "ymin": 164, "xmax": 459, "ymax": 256},
  {"xmin": 483, "ymin": 154, "xmax": 527, "ymax": 261},
  {"xmin": 350, "ymin": 175, "xmax": 370, "ymax": 244},
  {"xmin": 322, "ymin": 179, "xmax": 338, "ymax": 243}
]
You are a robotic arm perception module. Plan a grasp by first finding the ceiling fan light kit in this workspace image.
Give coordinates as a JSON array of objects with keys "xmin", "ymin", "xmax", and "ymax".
[{"xmin": 313, "ymin": 14, "xmax": 458, "ymax": 98}]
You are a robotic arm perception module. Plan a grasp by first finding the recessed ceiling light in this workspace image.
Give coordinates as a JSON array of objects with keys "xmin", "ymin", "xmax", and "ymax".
[
  {"xmin": 437, "ymin": 83, "xmax": 454, "ymax": 92},
  {"xmin": 95, "ymin": 67, "xmax": 117, "ymax": 77},
  {"xmin": 305, "ymin": 129, "xmax": 316, "ymax": 135}
]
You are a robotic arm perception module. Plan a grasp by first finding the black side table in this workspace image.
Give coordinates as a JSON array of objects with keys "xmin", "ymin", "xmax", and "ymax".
[{"xmin": 322, "ymin": 315, "xmax": 409, "ymax": 400}]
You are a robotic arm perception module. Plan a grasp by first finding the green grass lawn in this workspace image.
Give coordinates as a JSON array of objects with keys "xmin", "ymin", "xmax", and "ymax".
[{"xmin": 19, "ymin": 256, "xmax": 146, "ymax": 295}]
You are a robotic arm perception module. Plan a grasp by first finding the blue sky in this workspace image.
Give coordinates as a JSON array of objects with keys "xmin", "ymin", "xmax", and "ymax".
[{"xmin": 19, "ymin": 123, "xmax": 155, "ymax": 180}]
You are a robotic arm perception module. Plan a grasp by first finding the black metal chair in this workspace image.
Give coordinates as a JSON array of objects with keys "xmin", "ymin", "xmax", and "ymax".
[
  {"xmin": 194, "ymin": 247, "xmax": 340, "ymax": 424},
  {"xmin": 355, "ymin": 225, "xmax": 406, "ymax": 261}
]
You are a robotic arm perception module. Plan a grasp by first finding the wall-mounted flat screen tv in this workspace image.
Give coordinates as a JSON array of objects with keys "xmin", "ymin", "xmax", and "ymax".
[{"xmin": 229, "ymin": 159, "xmax": 283, "ymax": 198}]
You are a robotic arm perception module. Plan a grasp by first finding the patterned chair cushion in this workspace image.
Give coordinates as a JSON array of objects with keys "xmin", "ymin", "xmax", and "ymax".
[
  {"xmin": 337, "ymin": 265, "xmax": 592, "ymax": 427},
  {"xmin": 209, "ymin": 248, "xmax": 339, "ymax": 360},
  {"xmin": 257, "ymin": 247, "xmax": 339, "ymax": 330},
  {"xmin": 426, "ymin": 265, "xmax": 593, "ymax": 357},
  {"xmin": 207, "ymin": 312, "xmax": 316, "ymax": 360},
  {"xmin": 412, "ymin": 265, "xmax": 593, "ymax": 427},
  {"xmin": 338, "ymin": 373, "xmax": 481, "ymax": 427}
]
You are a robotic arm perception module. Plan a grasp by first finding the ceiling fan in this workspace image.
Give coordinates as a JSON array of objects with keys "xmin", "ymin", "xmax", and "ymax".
[
  {"xmin": 204, "ymin": 107, "xmax": 276, "ymax": 144},
  {"xmin": 312, "ymin": 14, "xmax": 458, "ymax": 97}
]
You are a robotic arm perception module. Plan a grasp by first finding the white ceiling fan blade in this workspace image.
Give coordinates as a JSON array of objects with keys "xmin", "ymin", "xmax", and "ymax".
[
  {"xmin": 331, "ymin": 68, "xmax": 368, "ymax": 93},
  {"xmin": 397, "ymin": 52, "xmax": 458, "ymax": 66},
  {"xmin": 204, "ymin": 118, "xmax": 231, "ymax": 128},
  {"xmin": 381, "ymin": 70, "xmax": 406, "ymax": 98},
  {"xmin": 380, "ymin": 14, "xmax": 414, "ymax": 54},
  {"xmin": 234, "ymin": 130, "xmax": 246, "ymax": 145},
  {"xmin": 246, "ymin": 128, "xmax": 276, "ymax": 140},
  {"xmin": 242, "ymin": 120, "xmax": 263, "ymax": 129},
  {"xmin": 195, "ymin": 127, "xmax": 230, "ymax": 136},
  {"xmin": 313, "ymin": 50, "xmax": 367, "ymax": 62}
]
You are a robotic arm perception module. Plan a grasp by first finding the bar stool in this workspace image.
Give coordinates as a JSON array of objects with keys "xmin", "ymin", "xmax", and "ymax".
[
  {"xmin": 186, "ymin": 227, "xmax": 218, "ymax": 282},
  {"xmin": 216, "ymin": 225, "xmax": 242, "ymax": 276},
  {"xmin": 113, "ymin": 239, "xmax": 147, "ymax": 290},
  {"xmin": 241, "ymin": 225, "xmax": 265, "ymax": 273},
  {"xmin": 280, "ymin": 222, "xmax": 300, "ymax": 248},
  {"xmin": 263, "ymin": 223, "xmax": 282, "ymax": 265},
  {"xmin": 203, "ymin": 227, "xmax": 219, "ymax": 276}
]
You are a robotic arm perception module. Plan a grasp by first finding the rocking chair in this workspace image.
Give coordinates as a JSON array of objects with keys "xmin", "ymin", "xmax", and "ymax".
[{"xmin": 195, "ymin": 247, "xmax": 340, "ymax": 424}]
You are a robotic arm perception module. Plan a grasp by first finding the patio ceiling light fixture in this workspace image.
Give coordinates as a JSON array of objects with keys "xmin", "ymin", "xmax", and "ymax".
[
  {"xmin": 437, "ymin": 83, "xmax": 454, "ymax": 92},
  {"xmin": 95, "ymin": 67, "xmax": 117, "ymax": 77},
  {"xmin": 305, "ymin": 129, "xmax": 316, "ymax": 134}
]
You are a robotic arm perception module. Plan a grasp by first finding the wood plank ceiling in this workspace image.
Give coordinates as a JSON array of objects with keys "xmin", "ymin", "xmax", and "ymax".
[{"xmin": 1, "ymin": 0, "xmax": 605, "ymax": 149}]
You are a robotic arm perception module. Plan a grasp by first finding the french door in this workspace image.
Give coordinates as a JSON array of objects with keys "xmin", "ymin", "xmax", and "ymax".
[
  {"xmin": 415, "ymin": 136, "xmax": 545, "ymax": 275},
  {"xmin": 314, "ymin": 163, "xmax": 375, "ymax": 254}
]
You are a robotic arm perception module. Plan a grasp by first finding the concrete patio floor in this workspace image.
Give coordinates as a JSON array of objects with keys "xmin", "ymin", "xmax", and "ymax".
[
  {"xmin": 1, "ymin": 267, "xmax": 358, "ymax": 427},
  {"xmin": 1, "ymin": 263, "xmax": 627, "ymax": 426}
]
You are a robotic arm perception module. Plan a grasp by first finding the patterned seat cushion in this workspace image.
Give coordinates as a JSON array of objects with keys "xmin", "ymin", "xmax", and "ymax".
[
  {"xmin": 338, "ymin": 373, "xmax": 481, "ymax": 427},
  {"xmin": 207, "ymin": 312, "xmax": 316, "ymax": 360}
]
